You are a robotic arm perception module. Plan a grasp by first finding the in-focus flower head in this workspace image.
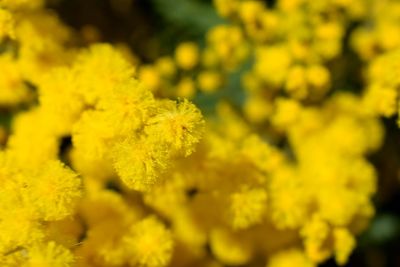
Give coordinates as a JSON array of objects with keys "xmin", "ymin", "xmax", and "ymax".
[
  {"xmin": 112, "ymin": 136, "xmax": 171, "ymax": 191},
  {"xmin": 146, "ymin": 99, "xmax": 205, "ymax": 156},
  {"xmin": 26, "ymin": 160, "xmax": 82, "ymax": 221},
  {"xmin": 22, "ymin": 241, "xmax": 74, "ymax": 267}
]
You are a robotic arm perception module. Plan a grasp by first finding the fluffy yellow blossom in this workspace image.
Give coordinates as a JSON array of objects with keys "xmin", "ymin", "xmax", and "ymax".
[
  {"xmin": 7, "ymin": 109, "xmax": 59, "ymax": 169},
  {"xmin": 15, "ymin": 12, "xmax": 73, "ymax": 83},
  {"xmin": 0, "ymin": 154, "xmax": 78, "ymax": 258},
  {"xmin": 97, "ymin": 78, "xmax": 156, "ymax": 135},
  {"xmin": 112, "ymin": 136, "xmax": 170, "ymax": 191},
  {"xmin": 22, "ymin": 242, "xmax": 74, "ymax": 267},
  {"xmin": 26, "ymin": 160, "xmax": 82, "ymax": 221},
  {"xmin": 0, "ymin": 202, "xmax": 44, "ymax": 256},
  {"xmin": 72, "ymin": 110, "xmax": 117, "ymax": 162},
  {"xmin": 146, "ymin": 99, "xmax": 204, "ymax": 156},
  {"xmin": 111, "ymin": 99, "xmax": 204, "ymax": 191},
  {"xmin": 37, "ymin": 67, "xmax": 84, "ymax": 135},
  {"xmin": 74, "ymin": 44, "xmax": 135, "ymax": 105}
]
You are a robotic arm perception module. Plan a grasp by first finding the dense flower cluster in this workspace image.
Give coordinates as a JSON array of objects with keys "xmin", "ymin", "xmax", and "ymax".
[{"xmin": 0, "ymin": 0, "xmax": 398, "ymax": 266}]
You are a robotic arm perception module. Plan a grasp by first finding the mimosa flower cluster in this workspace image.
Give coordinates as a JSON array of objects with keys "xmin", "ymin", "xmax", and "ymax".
[{"xmin": 0, "ymin": 0, "xmax": 396, "ymax": 267}]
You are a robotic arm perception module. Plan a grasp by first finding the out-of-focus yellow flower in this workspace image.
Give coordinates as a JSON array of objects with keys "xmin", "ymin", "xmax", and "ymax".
[
  {"xmin": 209, "ymin": 228, "xmax": 253, "ymax": 265},
  {"xmin": 177, "ymin": 77, "xmax": 196, "ymax": 99},
  {"xmin": 123, "ymin": 216, "xmax": 174, "ymax": 267},
  {"xmin": 156, "ymin": 56, "xmax": 176, "ymax": 78},
  {"xmin": 0, "ymin": 8, "xmax": 14, "ymax": 39},
  {"xmin": 229, "ymin": 187, "xmax": 267, "ymax": 230},
  {"xmin": 140, "ymin": 65, "xmax": 162, "ymax": 92},
  {"xmin": 244, "ymin": 96, "xmax": 273, "ymax": 124},
  {"xmin": 175, "ymin": 42, "xmax": 199, "ymax": 70},
  {"xmin": 197, "ymin": 70, "xmax": 222, "ymax": 93},
  {"xmin": 255, "ymin": 45, "xmax": 292, "ymax": 87},
  {"xmin": 267, "ymin": 249, "xmax": 315, "ymax": 267},
  {"xmin": 0, "ymin": 53, "xmax": 31, "ymax": 106},
  {"xmin": 333, "ymin": 228, "xmax": 356, "ymax": 266}
]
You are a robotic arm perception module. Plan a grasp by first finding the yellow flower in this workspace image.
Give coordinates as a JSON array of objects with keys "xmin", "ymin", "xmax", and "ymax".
[
  {"xmin": 0, "ymin": 53, "xmax": 31, "ymax": 106},
  {"xmin": 0, "ymin": 8, "xmax": 14, "ymax": 39},
  {"xmin": 145, "ymin": 99, "xmax": 205, "ymax": 156},
  {"xmin": 23, "ymin": 242, "xmax": 74, "ymax": 267},
  {"xmin": 112, "ymin": 136, "xmax": 170, "ymax": 191},
  {"xmin": 123, "ymin": 216, "xmax": 174, "ymax": 267},
  {"xmin": 74, "ymin": 44, "xmax": 135, "ymax": 105},
  {"xmin": 269, "ymin": 167, "xmax": 310, "ymax": 229},
  {"xmin": 156, "ymin": 56, "xmax": 176, "ymax": 78},
  {"xmin": 197, "ymin": 70, "xmax": 222, "ymax": 93},
  {"xmin": 301, "ymin": 215, "xmax": 331, "ymax": 263},
  {"xmin": 209, "ymin": 228, "xmax": 253, "ymax": 265},
  {"xmin": 175, "ymin": 42, "xmax": 199, "ymax": 70},
  {"xmin": 176, "ymin": 77, "xmax": 196, "ymax": 99},
  {"xmin": 333, "ymin": 228, "xmax": 356, "ymax": 266},
  {"xmin": 255, "ymin": 45, "xmax": 292, "ymax": 87},
  {"xmin": 97, "ymin": 78, "xmax": 156, "ymax": 135},
  {"xmin": 27, "ymin": 161, "xmax": 82, "ymax": 221},
  {"xmin": 139, "ymin": 65, "xmax": 162, "ymax": 92},
  {"xmin": 229, "ymin": 187, "xmax": 267, "ymax": 229}
]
